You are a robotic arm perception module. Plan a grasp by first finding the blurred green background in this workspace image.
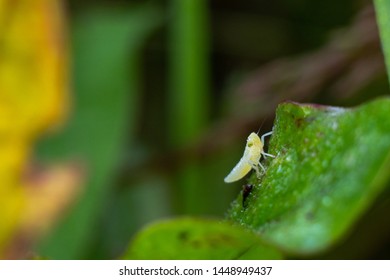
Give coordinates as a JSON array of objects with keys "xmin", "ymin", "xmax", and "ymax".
[{"xmin": 31, "ymin": 0, "xmax": 389, "ymax": 259}]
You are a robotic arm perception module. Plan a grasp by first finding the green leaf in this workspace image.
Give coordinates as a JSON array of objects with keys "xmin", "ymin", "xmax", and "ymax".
[
  {"xmin": 227, "ymin": 97, "xmax": 390, "ymax": 254},
  {"xmin": 375, "ymin": 0, "xmax": 390, "ymax": 84},
  {"xmin": 123, "ymin": 217, "xmax": 283, "ymax": 260}
]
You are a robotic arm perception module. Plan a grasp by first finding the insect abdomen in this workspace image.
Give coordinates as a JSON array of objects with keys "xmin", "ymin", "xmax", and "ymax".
[{"xmin": 224, "ymin": 157, "xmax": 252, "ymax": 183}]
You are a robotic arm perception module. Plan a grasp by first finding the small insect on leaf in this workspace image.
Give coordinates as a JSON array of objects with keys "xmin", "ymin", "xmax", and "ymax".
[
  {"xmin": 224, "ymin": 131, "xmax": 274, "ymax": 183},
  {"xmin": 242, "ymin": 184, "xmax": 254, "ymax": 207}
]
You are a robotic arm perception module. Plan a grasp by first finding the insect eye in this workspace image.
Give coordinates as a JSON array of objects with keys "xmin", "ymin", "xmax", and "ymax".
[{"xmin": 247, "ymin": 142, "xmax": 253, "ymax": 147}]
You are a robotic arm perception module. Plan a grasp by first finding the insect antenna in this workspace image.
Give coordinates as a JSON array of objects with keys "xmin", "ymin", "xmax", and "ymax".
[{"xmin": 256, "ymin": 117, "xmax": 268, "ymax": 135}]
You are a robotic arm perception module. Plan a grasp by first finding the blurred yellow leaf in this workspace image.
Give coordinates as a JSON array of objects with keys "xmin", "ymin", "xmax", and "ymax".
[{"xmin": 0, "ymin": 0, "xmax": 69, "ymax": 257}]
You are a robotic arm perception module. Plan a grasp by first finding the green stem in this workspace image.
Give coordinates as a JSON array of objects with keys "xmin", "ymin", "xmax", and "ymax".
[{"xmin": 169, "ymin": 0, "xmax": 210, "ymax": 214}]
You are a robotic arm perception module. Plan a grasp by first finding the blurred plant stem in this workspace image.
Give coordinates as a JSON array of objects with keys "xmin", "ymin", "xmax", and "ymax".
[
  {"xmin": 374, "ymin": 0, "xmax": 390, "ymax": 85},
  {"xmin": 169, "ymin": 0, "xmax": 210, "ymax": 214},
  {"xmin": 36, "ymin": 4, "xmax": 162, "ymax": 259}
]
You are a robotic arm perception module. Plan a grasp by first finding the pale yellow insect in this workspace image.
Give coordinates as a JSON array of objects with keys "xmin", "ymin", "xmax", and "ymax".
[{"xmin": 224, "ymin": 131, "xmax": 275, "ymax": 183}]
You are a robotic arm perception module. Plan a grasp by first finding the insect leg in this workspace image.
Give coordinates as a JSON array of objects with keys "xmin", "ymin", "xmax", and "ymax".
[
  {"xmin": 258, "ymin": 162, "xmax": 266, "ymax": 172},
  {"xmin": 251, "ymin": 163, "xmax": 262, "ymax": 177},
  {"xmin": 261, "ymin": 131, "xmax": 273, "ymax": 143},
  {"xmin": 261, "ymin": 151, "xmax": 275, "ymax": 158}
]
